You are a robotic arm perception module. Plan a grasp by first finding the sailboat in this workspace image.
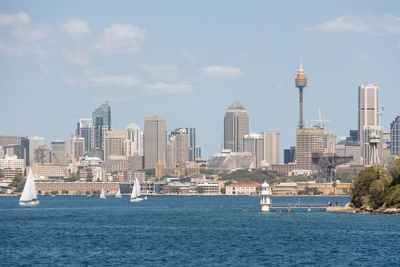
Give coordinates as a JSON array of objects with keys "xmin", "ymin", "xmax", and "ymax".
[
  {"xmin": 130, "ymin": 178, "xmax": 144, "ymax": 202},
  {"xmin": 100, "ymin": 188, "xmax": 106, "ymax": 199},
  {"xmin": 19, "ymin": 170, "xmax": 39, "ymax": 206},
  {"xmin": 115, "ymin": 186, "xmax": 122, "ymax": 198}
]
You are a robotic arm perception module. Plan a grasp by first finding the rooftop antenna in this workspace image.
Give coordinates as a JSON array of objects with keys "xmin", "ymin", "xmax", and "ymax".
[{"xmin": 300, "ymin": 56, "xmax": 303, "ymax": 69}]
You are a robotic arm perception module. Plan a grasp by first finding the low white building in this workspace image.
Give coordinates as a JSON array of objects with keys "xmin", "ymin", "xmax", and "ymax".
[
  {"xmin": 0, "ymin": 155, "xmax": 25, "ymax": 170},
  {"xmin": 225, "ymin": 182, "xmax": 261, "ymax": 195}
]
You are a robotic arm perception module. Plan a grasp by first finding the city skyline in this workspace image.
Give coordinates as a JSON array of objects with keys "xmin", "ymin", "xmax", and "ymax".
[{"xmin": 1, "ymin": 1, "xmax": 400, "ymax": 158}]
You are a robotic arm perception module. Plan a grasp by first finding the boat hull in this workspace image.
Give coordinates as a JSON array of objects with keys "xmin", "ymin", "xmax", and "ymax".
[
  {"xmin": 130, "ymin": 198, "xmax": 144, "ymax": 202},
  {"xmin": 19, "ymin": 200, "xmax": 40, "ymax": 207}
]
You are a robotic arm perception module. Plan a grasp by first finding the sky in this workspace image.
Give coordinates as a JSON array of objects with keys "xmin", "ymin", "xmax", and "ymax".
[{"xmin": 1, "ymin": 1, "xmax": 400, "ymax": 159}]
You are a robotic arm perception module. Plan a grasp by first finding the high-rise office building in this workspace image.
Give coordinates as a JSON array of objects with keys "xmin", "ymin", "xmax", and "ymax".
[
  {"xmin": 296, "ymin": 128, "xmax": 325, "ymax": 170},
  {"xmin": 243, "ymin": 133, "xmax": 264, "ymax": 168},
  {"xmin": 262, "ymin": 132, "xmax": 280, "ymax": 165},
  {"xmin": 76, "ymin": 118, "xmax": 93, "ymax": 153},
  {"xmin": 358, "ymin": 84, "xmax": 382, "ymax": 165},
  {"xmin": 33, "ymin": 145, "xmax": 51, "ymax": 164},
  {"xmin": 170, "ymin": 128, "xmax": 196, "ymax": 161},
  {"xmin": 144, "ymin": 116, "xmax": 167, "ymax": 169},
  {"xmin": 69, "ymin": 136, "xmax": 85, "ymax": 161},
  {"xmin": 195, "ymin": 145, "xmax": 202, "ymax": 159},
  {"xmin": 390, "ymin": 116, "xmax": 400, "ymax": 155},
  {"xmin": 51, "ymin": 141, "xmax": 68, "ymax": 165},
  {"xmin": 284, "ymin": 146, "xmax": 296, "ymax": 164},
  {"xmin": 20, "ymin": 136, "xmax": 30, "ymax": 166},
  {"xmin": 103, "ymin": 131, "xmax": 125, "ymax": 161},
  {"xmin": 92, "ymin": 102, "xmax": 111, "ymax": 152},
  {"xmin": 125, "ymin": 123, "xmax": 143, "ymax": 156},
  {"xmin": 166, "ymin": 136, "xmax": 177, "ymax": 169},
  {"xmin": 28, "ymin": 136, "xmax": 46, "ymax": 164},
  {"xmin": 224, "ymin": 102, "xmax": 249, "ymax": 152}
]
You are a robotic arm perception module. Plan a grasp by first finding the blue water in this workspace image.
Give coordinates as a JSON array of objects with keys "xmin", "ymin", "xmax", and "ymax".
[{"xmin": 1, "ymin": 196, "xmax": 399, "ymax": 266}]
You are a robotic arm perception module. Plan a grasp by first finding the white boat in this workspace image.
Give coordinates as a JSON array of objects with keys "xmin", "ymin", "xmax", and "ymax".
[
  {"xmin": 19, "ymin": 170, "xmax": 40, "ymax": 207},
  {"xmin": 115, "ymin": 186, "xmax": 122, "ymax": 198},
  {"xmin": 100, "ymin": 188, "xmax": 106, "ymax": 199},
  {"xmin": 130, "ymin": 178, "xmax": 144, "ymax": 202}
]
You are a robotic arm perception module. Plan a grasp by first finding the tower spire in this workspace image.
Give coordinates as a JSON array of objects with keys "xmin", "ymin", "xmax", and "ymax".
[{"xmin": 300, "ymin": 56, "xmax": 303, "ymax": 69}]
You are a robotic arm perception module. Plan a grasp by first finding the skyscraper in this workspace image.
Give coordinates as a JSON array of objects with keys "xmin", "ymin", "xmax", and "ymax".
[
  {"xmin": 296, "ymin": 128, "xmax": 325, "ymax": 170},
  {"xmin": 170, "ymin": 128, "xmax": 196, "ymax": 161},
  {"xmin": 243, "ymin": 133, "xmax": 264, "ymax": 168},
  {"xmin": 69, "ymin": 136, "xmax": 85, "ymax": 161},
  {"xmin": 28, "ymin": 136, "xmax": 46, "ymax": 164},
  {"xmin": 144, "ymin": 116, "xmax": 167, "ymax": 169},
  {"xmin": 92, "ymin": 102, "xmax": 111, "ymax": 152},
  {"xmin": 224, "ymin": 102, "xmax": 249, "ymax": 152},
  {"xmin": 125, "ymin": 123, "xmax": 143, "ymax": 156},
  {"xmin": 262, "ymin": 132, "xmax": 280, "ymax": 165},
  {"xmin": 51, "ymin": 141, "xmax": 68, "ymax": 165},
  {"xmin": 76, "ymin": 118, "xmax": 93, "ymax": 153},
  {"xmin": 358, "ymin": 84, "xmax": 382, "ymax": 165},
  {"xmin": 103, "ymin": 130, "xmax": 125, "ymax": 161},
  {"xmin": 390, "ymin": 116, "xmax": 400, "ymax": 155}
]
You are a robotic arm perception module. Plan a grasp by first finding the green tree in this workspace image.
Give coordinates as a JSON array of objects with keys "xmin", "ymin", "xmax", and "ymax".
[
  {"xmin": 351, "ymin": 167, "xmax": 381, "ymax": 208},
  {"xmin": 9, "ymin": 175, "xmax": 25, "ymax": 192},
  {"xmin": 51, "ymin": 190, "xmax": 59, "ymax": 195},
  {"xmin": 196, "ymin": 187, "xmax": 204, "ymax": 194},
  {"xmin": 220, "ymin": 187, "xmax": 226, "ymax": 194},
  {"xmin": 390, "ymin": 158, "xmax": 400, "ymax": 186}
]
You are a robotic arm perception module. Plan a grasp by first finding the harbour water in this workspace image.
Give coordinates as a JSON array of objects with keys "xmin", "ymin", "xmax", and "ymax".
[{"xmin": 1, "ymin": 196, "xmax": 399, "ymax": 266}]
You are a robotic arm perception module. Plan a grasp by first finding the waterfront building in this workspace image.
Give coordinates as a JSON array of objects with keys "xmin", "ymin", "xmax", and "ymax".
[
  {"xmin": 51, "ymin": 141, "xmax": 68, "ymax": 165},
  {"xmin": 28, "ymin": 136, "xmax": 46, "ymax": 165},
  {"xmin": 225, "ymin": 182, "xmax": 261, "ymax": 195},
  {"xmin": 262, "ymin": 132, "xmax": 280, "ymax": 165},
  {"xmin": 125, "ymin": 123, "xmax": 143, "ymax": 156},
  {"xmin": 69, "ymin": 136, "xmax": 85, "ymax": 161},
  {"xmin": 92, "ymin": 102, "xmax": 111, "ymax": 153},
  {"xmin": 4, "ymin": 168, "xmax": 24, "ymax": 179},
  {"xmin": 243, "ymin": 133, "xmax": 264, "ymax": 168},
  {"xmin": 144, "ymin": 116, "xmax": 167, "ymax": 169},
  {"xmin": 35, "ymin": 182, "xmax": 119, "ymax": 195},
  {"xmin": 103, "ymin": 130, "xmax": 125, "ymax": 161},
  {"xmin": 76, "ymin": 118, "xmax": 93, "ymax": 153},
  {"xmin": 224, "ymin": 102, "xmax": 249, "ymax": 152},
  {"xmin": 33, "ymin": 145, "xmax": 51, "ymax": 164},
  {"xmin": 390, "ymin": 116, "xmax": 400, "ymax": 155}
]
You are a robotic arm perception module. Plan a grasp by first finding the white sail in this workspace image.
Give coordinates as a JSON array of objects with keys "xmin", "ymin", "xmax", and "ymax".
[
  {"xmin": 19, "ymin": 170, "xmax": 39, "ymax": 206},
  {"xmin": 100, "ymin": 188, "xmax": 106, "ymax": 199},
  {"xmin": 115, "ymin": 186, "xmax": 122, "ymax": 198},
  {"xmin": 135, "ymin": 177, "xmax": 142, "ymax": 197},
  {"xmin": 130, "ymin": 183, "xmax": 137, "ymax": 199}
]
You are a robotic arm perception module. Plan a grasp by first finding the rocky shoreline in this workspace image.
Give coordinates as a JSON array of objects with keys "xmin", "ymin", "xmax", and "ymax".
[{"xmin": 326, "ymin": 204, "xmax": 400, "ymax": 214}]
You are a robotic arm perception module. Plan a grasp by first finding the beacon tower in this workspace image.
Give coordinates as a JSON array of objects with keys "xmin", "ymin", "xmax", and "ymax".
[{"xmin": 295, "ymin": 59, "xmax": 307, "ymax": 129}]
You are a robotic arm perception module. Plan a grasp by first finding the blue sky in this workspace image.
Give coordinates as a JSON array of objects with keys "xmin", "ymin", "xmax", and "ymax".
[{"xmin": 1, "ymin": 1, "xmax": 400, "ymax": 159}]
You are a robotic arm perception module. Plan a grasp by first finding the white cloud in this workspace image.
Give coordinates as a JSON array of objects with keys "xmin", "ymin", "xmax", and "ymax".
[
  {"xmin": 202, "ymin": 66, "xmax": 244, "ymax": 79},
  {"xmin": 62, "ymin": 50, "xmax": 90, "ymax": 66},
  {"xmin": 143, "ymin": 65, "xmax": 179, "ymax": 82},
  {"xmin": 94, "ymin": 24, "xmax": 147, "ymax": 55},
  {"xmin": 11, "ymin": 25, "xmax": 50, "ymax": 42},
  {"xmin": 143, "ymin": 81, "xmax": 194, "ymax": 95},
  {"xmin": 92, "ymin": 96, "xmax": 132, "ymax": 103},
  {"xmin": 0, "ymin": 11, "xmax": 30, "ymax": 26},
  {"xmin": 62, "ymin": 19, "xmax": 90, "ymax": 39},
  {"xmin": 304, "ymin": 14, "xmax": 400, "ymax": 36},
  {"xmin": 87, "ymin": 75, "xmax": 141, "ymax": 88},
  {"xmin": 63, "ymin": 74, "xmax": 141, "ymax": 88}
]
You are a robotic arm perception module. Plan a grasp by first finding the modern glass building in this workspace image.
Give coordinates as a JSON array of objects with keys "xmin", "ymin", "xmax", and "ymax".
[
  {"xmin": 224, "ymin": 102, "xmax": 249, "ymax": 152},
  {"xmin": 390, "ymin": 116, "xmax": 400, "ymax": 155},
  {"xmin": 92, "ymin": 102, "xmax": 111, "ymax": 152}
]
